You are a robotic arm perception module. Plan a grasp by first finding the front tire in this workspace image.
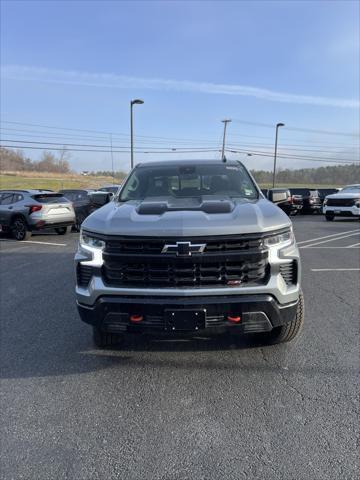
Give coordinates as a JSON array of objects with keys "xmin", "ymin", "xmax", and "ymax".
[
  {"xmin": 325, "ymin": 213, "xmax": 335, "ymax": 221},
  {"xmin": 263, "ymin": 292, "xmax": 304, "ymax": 345},
  {"xmin": 11, "ymin": 217, "xmax": 32, "ymax": 241},
  {"xmin": 55, "ymin": 226, "xmax": 71, "ymax": 235},
  {"xmin": 92, "ymin": 327, "xmax": 124, "ymax": 348}
]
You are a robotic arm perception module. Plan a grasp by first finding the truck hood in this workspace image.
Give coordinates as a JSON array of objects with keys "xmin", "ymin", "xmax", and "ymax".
[
  {"xmin": 82, "ymin": 197, "xmax": 290, "ymax": 237},
  {"xmin": 326, "ymin": 192, "xmax": 360, "ymax": 200}
]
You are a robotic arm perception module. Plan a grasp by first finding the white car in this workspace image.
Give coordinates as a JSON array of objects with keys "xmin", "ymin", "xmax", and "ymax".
[{"xmin": 323, "ymin": 184, "xmax": 360, "ymax": 221}]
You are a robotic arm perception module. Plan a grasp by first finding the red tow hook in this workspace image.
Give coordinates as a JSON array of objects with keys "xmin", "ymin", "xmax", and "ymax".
[
  {"xmin": 227, "ymin": 315, "xmax": 241, "ymax": 324},
  {"xmin": 130, "ymin": 314, "xmax": 143, "ymax": 323}
]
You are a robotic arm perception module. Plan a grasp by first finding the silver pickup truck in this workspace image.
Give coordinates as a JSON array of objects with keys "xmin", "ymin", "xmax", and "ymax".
[{"xmin": 75, "ymin": 159, "xmax": 303, "ymax": 348}]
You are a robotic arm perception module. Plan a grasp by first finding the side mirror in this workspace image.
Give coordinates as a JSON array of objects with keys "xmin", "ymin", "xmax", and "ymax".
[
  {"xmin": 268, "ymin": 190, "xmax": 288, "ymax": 203},
  {"xmin": 89, "ymin": 192, "xmax": 111, "ymax": 207}
]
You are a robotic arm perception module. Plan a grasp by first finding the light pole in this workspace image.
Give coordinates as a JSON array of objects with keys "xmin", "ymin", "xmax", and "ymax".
[
  {"xmin": 221, "ymin": 119, "xmax": 231, "ymax": 161},
  {"xmin": 130, "ymin": 99, "xmax": 144, "ymax": 170},
  {"xmin": 272, "ymin": 122, "xmax": 285, "ymax": 188}
]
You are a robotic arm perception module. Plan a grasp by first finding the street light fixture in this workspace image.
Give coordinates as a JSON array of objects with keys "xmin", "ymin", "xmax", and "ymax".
[
  {"xmin": 272, "ymin": 122, "xmax": 285, "ymax": 188},
  {"xmin": 130, "ymin": 99, "xmax": 144, "ymax": 170}
]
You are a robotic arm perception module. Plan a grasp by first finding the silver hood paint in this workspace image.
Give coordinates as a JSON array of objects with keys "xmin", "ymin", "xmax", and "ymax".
[
  {"xmin": 325, "ymin": 192, "xmax": 360, "ymax": 200},
  {"xmin": 82, "ymin": 198, "xmax": 291, "ymax": 237}
]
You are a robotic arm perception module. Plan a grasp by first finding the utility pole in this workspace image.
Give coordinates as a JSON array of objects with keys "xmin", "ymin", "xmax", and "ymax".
[
  {"xmin": 110, "ymin": 133, "xmax": 115, "ymax": 184},
  {"xmin": 272, "ymin": 122, "xmax": 285, "ymax": 188},
  {"xmin": 130, "ymin": 99, "xmax": 144, "ymax": 170},
  {"xmin": 221, "ymin": 119, "xmax": 231, "ymax": 161}
]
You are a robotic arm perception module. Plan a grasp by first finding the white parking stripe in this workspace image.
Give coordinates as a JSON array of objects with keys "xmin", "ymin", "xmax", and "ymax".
[
  {"xmin": 301, "ymin": 246, "xmax": 360, "ymax": 249},
  {"xmin": 311, "ymin": 268, "xmax": 360, "ymax": 272},
  {"xmin": 297, "ymin": 228, "xmax": 360, "ymax": 245},
  {"xmin": 346, "ymin": 242, "xmax": 360, "ymax": 248},
  {"xmin": 301, "ymin": 231, "xmax": 360, "ymax": 248},
  {"xmin": 22, "ymin": 240, "xmax": 67, "ymax": 246}
]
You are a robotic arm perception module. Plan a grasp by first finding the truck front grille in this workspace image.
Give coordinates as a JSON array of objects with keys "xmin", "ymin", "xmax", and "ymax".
[
  {"xmin": 102, "ymin": 235, "xmax": 269, "ymax": 288},
  {"xmin": 326, "ymin": 198, "xmax": 355, "ymax": 207}
]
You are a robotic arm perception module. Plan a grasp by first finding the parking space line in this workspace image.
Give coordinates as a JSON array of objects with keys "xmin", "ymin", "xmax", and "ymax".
[
  {"xmin": 301, "ymin": 231, "xmax": 360, "ymax": 248},
  {"xmin": 22, "ymin": 240, "xmax": 67, "ymax": 246},
  {"xmin": 301, "ymin": 246, "xmax": 360, "ymax": 249},
  {"xmin": 346, "ymin": 242, "xmax": 360, "ymax": 248},
  {"xmin": 297, "ymin": 229, "xmax": 360, "ymax": 245},
  {"xmin": 311, "ymin": 268, "xmax": 360, "ymax": 272}
]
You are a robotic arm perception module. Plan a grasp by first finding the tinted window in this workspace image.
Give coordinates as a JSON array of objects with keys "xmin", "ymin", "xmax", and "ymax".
[
  {"xmin": 289, "ymin": 188, "xmax": 310, "ymax": 196},
  {"xmin": 61, "ymin": 191, "xmax": 88, "ymax": 202},
  {"xmin": 32, "ymin": 194, "xmax": 69, "ymax": 204},
  {"xmin": 13, "ymin": 194, "xmax": 24, "ymax": 203},
  {"xmin": 120, "ymin": 164, "xmax": 258, "ymax": 201},
  {"xmin": 0, "ymin": 193, "xmax": 14, "ymax": 205}
]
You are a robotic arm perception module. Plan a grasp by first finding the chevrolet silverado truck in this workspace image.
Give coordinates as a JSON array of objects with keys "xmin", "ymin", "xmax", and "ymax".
[{"xmin": 75, "ymin": 160, "xmax": 303, "ymax": 348}]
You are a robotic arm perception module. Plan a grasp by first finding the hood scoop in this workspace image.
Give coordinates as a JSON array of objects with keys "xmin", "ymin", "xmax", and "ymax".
[{"xmin": 136, "ymin": 196, "xmax": 235, "ymax": 215}]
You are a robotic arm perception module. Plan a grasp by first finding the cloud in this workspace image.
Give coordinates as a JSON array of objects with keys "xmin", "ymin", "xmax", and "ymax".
[{"xmin": 1, "ymin": 64, "xmax": 359, "ymax": 109}]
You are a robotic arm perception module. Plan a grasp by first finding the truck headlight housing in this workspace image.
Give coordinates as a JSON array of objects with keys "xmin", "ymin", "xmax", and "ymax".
[
  {"xmin": 80, "ymin": 230, "xmax": 105, "ymax": 250},
  {"xmin": 264, "ymin": 229, "xmax": 294, "ymax": 247},
  {"xmin": 355, "ymin": 199, "xmax": 360, "ymax": 208}
]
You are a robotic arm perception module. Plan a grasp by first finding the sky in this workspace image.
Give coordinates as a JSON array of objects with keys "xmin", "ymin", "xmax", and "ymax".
[{"xmin": 0, "ymin": 0, "xmax": 359, "ymax": 173}]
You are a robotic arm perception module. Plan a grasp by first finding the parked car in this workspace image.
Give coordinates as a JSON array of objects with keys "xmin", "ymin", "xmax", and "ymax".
[
  {"xmin": 0, "ymin": 190, "xmax": 75, "ymax": 240},
  {"xmin": 98, "ymin": 185, "xmax": 122, "ymax": 195},
  {"xmin": 289, "ymin": 188, "xmax": 322, "ymax": 214},
  {"xmin": 59, "ymin": 189, "xmax": 114, "ymax": 231},
  {"xmin": 317, "ymin": 188, "xmax": 339, "ymax": 205},
  {"xmin": 76, "ymin": 159, "xmax": 303, "ymax": 348},
  {"xmin": 323, "ymin": 184, "xmax": 360, "ymax": 221},
  {"xmin": 262, "ymin": 188, "xmax": 302, "ymax": 216}
]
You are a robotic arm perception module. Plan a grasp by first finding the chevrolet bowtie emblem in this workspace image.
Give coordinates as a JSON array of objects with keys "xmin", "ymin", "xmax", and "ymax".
[{"xmin": 161, "ymin": 241, "xmax": 206, "ymax": 256}]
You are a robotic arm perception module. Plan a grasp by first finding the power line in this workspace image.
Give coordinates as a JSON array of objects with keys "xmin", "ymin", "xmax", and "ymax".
[
  {"xmin": 2, "ymin": 121, "xmax": 359, "ymax": 147},
  {"xmin": 3, "ymin": 139, "xmax": 359, "ymax": 161},
  {"xmin": 231, "ymin": 119, "xmax": 360, "ymax": 137}
]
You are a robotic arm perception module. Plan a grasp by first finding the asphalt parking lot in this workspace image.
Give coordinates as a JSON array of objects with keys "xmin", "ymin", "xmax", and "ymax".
[{"xmin": 0, "ymin": 217, "xmax": 359, "ymax": 480}]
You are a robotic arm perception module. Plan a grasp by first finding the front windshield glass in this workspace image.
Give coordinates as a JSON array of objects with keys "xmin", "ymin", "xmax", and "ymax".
[
  {"xmin": 120, "ymin": 163, "xmax": 258, "ymax": 201},
  {"xmin": 341, "ymin": 186, "xmax": 360, "ymax": 193}
]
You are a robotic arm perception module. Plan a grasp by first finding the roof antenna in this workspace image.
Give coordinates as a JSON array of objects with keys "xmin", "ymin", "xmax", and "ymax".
[{"xmin": 221, "ymin": 119, "xmax": 231, "ymax": 162}]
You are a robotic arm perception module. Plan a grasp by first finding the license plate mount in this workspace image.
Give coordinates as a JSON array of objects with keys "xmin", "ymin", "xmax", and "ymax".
[{"xmin": 165, "ymin": 309, "xmax": 206, "ymax": 331}]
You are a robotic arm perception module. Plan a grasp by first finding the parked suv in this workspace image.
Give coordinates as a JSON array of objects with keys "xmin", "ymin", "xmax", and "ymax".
[
  {"xmin": 262, "ymin": 188, "xmax": 302, "ymax": 216},
  {"xmin": 59, "ymin": 189, "xmax": 112, "ymax": 231},
  {"xmin": 75, "ymin": 160, "xmax": 303, "ymax": 348},
  {"xmin": 323, "ymin": 184, "xmax": 360, "ymax": 221},
  {"xmin": 0, "ymin": 190, "xmax": 75, "ymax": 240},
  {"xmin": 289, "ymin": 188, "xmax": 322, "ymax": 214}
]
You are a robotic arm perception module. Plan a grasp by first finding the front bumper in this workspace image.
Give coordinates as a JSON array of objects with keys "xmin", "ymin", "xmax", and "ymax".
[
  {"xmin": 323, "ymin": 205, "xmax": 360, "ymax": 217},
  {"xmin": 77, "ymin": 294, "xmax": 298, "ymax": 335},
  {"xmin": 75, "ymin": 234, "xmax": 301, "ymax": 335}
]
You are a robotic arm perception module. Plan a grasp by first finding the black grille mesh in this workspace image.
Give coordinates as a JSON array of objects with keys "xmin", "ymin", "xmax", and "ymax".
[{"xmin": 279, "ymin": 261, "xmax": 297, "ymax": 286}]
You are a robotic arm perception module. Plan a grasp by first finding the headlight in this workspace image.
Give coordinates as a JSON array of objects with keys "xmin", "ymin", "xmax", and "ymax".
[
  {"xmin": 80, "ymin": 230, "xmax": 105, "ymax": 250},
  {"xmin": 354, "ymin": 199, "xmax": 360, "ymax": 208},
  {"xmin": 264, "ymin": 229, "xmax": 294, "ymax": 247}
]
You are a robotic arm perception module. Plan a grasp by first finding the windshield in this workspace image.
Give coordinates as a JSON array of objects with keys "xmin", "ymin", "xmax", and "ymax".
[
  {"xmin": 120, "ymin": 163, "xmax": 258, "ymax": 201},
  {"xmin": 341, "ymin": 186, "xmax": 360, "ymax": 193}
]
